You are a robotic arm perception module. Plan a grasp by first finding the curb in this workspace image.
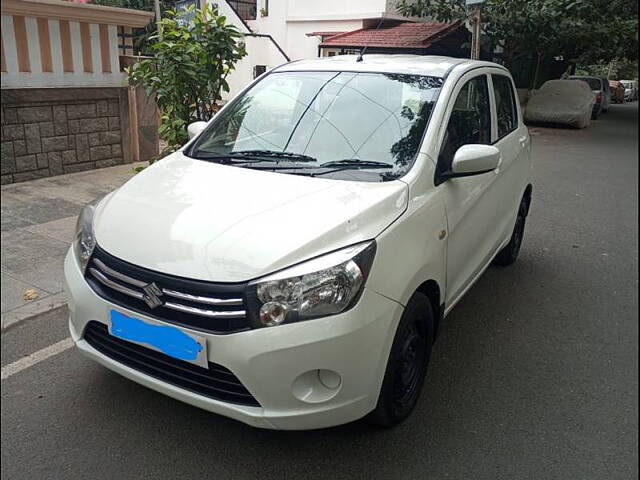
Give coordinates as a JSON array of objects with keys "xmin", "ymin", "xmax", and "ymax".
[{"xmin": 1, "ymin": 292, "xmax": 68, "ymax": 333}]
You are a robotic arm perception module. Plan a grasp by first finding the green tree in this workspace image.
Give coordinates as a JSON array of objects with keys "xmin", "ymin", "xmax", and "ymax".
[
  {"xmin": 127, "ymin": 4, "xmax": 247, "ymax": 154},
  {"xmin": 614, "ymin": 59, "xmax": 639, "ymax": 80},
  {"xmin": 396, "ymin": 0, "xmax": 638, "ymax": 68},
  {"xmin": 577, "ymin": 58, "xmax": 639, "ymax": 79},
  {"xmin": 563, "ymin": 0, "xmax": 638, "ymax": 65}
]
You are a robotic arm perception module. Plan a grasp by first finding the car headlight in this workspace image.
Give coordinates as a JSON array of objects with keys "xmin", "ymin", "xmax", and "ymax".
[
  {"xmin": 73, "ymin": 200, "xmax": 99, "ymax": 273},
  {"xmin": 246, "ymin": 241, "xmax": 376, "ymax": 327}
]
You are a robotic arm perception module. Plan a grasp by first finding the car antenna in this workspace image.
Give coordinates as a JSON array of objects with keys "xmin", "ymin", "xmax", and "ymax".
[{"xmin": 356, "ymin": 17, "xmax": 386, "ymax": 62}]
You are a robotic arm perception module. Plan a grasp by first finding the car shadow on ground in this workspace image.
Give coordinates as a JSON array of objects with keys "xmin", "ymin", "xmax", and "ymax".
[{"xmin": 78, "ymin": 248, "xmax": 575, "ymax": 477}]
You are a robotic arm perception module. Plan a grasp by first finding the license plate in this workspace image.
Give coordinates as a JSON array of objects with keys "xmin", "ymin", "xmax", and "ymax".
[{"xmin": 108, "ymin": 310, "xmax": 208, "ymax": 369}]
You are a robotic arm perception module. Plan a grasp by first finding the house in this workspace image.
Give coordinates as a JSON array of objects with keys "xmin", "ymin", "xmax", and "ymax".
[
  {"xmin": 1, "ymin": 0, "xmax": 155, "ymax": 184},
  {"xmin": 211, "ymin": 0, "xmax": 436, "ymax": 99},
  {"xmin": 317, "ymin": 21, "xmax": 469, "ymax": 58}
]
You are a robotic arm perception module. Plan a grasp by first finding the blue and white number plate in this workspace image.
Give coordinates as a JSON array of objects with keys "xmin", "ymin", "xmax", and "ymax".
[{"xmin": 108, "ymin": 310, "xmax": 208, "ymax": 369}]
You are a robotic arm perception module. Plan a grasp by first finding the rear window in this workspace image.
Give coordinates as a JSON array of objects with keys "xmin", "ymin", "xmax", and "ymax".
[{"xmin": 572, "ymin": 77, "xmax": 602, "ymax": 90}]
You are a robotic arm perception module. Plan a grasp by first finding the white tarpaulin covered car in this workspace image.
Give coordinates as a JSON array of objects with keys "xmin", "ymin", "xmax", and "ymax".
[{"xmin": 524, "ymin": 79, "xmax": 595, "ymax": 128}]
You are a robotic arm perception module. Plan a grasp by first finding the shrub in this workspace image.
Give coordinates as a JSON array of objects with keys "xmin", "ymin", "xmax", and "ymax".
[{"xmin": 127, "ymin": 4, "xmax": 247, "ymax": 156}]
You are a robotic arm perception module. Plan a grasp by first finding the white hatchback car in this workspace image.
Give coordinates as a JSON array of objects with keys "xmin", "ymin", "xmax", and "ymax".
[{"xmin": 65, "ymin": 55, "xmax": 532, "ymax": 430}]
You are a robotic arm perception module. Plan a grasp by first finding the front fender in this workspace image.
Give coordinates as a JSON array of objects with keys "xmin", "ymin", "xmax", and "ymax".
[{"xmin": 368, "ymin": 186, "xmax": 447, "ymax": 308}]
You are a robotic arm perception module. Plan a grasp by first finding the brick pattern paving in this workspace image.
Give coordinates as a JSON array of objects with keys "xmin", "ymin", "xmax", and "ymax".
[{"xmin": 1, "ymin": 99, "xmax": 124, "ymax": 185}]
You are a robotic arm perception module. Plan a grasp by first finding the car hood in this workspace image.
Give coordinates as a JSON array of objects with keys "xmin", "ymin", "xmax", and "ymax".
[{"xmin": 94, "ymin": 153, "xmax": 408, "ymax": 282}]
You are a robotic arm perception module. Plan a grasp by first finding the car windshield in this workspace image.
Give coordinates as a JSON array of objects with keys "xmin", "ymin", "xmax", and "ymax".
[{"xmin": 188, "ymin": 71, "xmax": 443, "ymax": 181}]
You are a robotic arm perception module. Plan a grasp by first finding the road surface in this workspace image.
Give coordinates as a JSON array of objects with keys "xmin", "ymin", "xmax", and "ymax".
[{"xmin": 2, "ymin": 103, "xmax": 638, "ymax": 480}]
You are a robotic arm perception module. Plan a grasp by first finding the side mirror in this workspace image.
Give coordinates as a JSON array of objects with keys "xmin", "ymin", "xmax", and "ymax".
[
  {"xmin": 187, "ymin": 121, "xmax": 208, "ymax": 140},
  {"xmin": 451, "ymin": 144, "xmax": 500, "ymax": 176}
]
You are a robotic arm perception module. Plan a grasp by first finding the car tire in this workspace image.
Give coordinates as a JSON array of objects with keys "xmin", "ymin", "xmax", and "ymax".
[
  {"xmin": 369, "ymin": 292, "xmax": 434, "ymax": 427},
  {"xmin": 494, "ymin": 194, "xmax": 530, "ymax": 266}
]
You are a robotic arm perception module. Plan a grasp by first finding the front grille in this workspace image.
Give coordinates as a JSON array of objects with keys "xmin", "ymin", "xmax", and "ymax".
[
  {"xmin": 84, "ymin": 321, "xmax": 260, "ymax": 407},
  {"xmin": 85, "ymin": 246, "xmax": 251, "ymax": 334}
]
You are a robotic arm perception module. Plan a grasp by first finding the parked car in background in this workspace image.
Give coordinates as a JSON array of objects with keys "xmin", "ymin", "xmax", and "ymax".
[
  {"xmin": 569, "ymin": 75, "xmax": 611, "ymax": 118},
  {"xmin": 524, "ymin": 79, "xmax": 595, "ymax": 128},
  {"xmin": 620, "ymin": 80, "xmax": 638, "ymax": 101},
  {"xmin": 65, "ymin": 55, "xmax": 533, "ymax": 430},
  {"xmin": 609, "ymin": 80, "xmax": 626, "ymax": 103}
]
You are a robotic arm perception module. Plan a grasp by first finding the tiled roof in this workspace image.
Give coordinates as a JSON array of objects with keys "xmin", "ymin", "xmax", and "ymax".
[{"xmin": 320, "ymin": 21, "xmax": 462, "ymax": 49}]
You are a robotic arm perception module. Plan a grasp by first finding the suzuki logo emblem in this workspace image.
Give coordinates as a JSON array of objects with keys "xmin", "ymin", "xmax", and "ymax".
[{"xmin": 142, "ymin": 282, "xmax": 163, "ymax": 309}]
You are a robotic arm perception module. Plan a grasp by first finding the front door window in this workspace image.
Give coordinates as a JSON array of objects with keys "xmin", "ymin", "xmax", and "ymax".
[{"xmin": 437, "ymin": 75, "xmax": 491, "ymax": 178}]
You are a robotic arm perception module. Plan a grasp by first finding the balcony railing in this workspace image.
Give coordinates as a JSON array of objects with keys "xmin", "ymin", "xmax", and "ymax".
[{"xmin": 227, "ymin": 0, "xmax": 257, "ymax": 21}]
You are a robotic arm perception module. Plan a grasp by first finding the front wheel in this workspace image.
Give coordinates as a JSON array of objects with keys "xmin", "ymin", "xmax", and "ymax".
[
  {"xmin": 369, "ymin": 293, "xmax": 434, "ymax": 427},
  {"xmin": 494, "ymin": 195, "xmax": 530, "ymax": 266}
]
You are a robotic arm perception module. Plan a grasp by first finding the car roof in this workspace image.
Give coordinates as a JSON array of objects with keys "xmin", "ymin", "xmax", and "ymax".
[
  {"xmin": 570, "ymin": 75, "xmax": 604, "ymax": 81},
  {"xmin": 542, "ymin": 79, "xmax": 591, "ymax": 89},
  {"xmin": 273, "ymin": 54, "xmax": 506, "ymax": 78}
]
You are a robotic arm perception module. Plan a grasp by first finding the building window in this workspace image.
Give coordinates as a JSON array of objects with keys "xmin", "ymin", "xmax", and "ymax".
[
  {"xmin": 253, "ymin": 65, "xmax": 267, "ymax": 78},
  {"xmin": 174, "ymin": 0, "xmax": 198, "ymax": 26},
  {"xmin": 228, "ymin": 0, "xmax": 257, "ymax": 21}
]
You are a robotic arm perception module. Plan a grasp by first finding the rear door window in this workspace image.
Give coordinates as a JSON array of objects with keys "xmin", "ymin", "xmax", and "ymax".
[{"xmin": 491, "ymin": 74, "xmax": 518, "ymax": 139}]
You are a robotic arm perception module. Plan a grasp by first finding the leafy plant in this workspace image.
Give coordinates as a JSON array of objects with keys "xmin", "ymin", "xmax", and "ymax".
[{"xmin": 127, "ymin": 4, "xmax": 247, "ymax": 156}]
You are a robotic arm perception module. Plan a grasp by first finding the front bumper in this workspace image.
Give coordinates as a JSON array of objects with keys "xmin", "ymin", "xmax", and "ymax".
[{"xmin": 64, "ymin": 249, "xmax": 403, "ymax": 430}]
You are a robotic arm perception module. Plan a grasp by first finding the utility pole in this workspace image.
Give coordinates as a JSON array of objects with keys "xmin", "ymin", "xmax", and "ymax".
[
  {"xmin": 467, "ymin": 0, "xmax": 484, "ymax": 60},
  {"xmin": 154, "ymin": 0, "xmax": 162, "ymax": 40}
]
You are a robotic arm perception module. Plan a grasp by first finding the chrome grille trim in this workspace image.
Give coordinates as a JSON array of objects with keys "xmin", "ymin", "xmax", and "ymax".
[
  {"xmin": 163, "ymin": 302, "xmax": 247, "ymax": 318},
  {"xmin": 93, "ymin": 258, "xmax": 148, "ymax": 288},
  {"xmin": 89, "ymin": 268, "xmax": 144, "ymax": 300},
  {"xmin": 92, "ymin": 258, "xmax": 243, "ymax": 310},
  {"xmin": 162, "ymin": 288, "xmax": 243, "ymax": 306},
  {"xmin": 87, "ymin": 256, "xmax": 248, "ymax": 323}
]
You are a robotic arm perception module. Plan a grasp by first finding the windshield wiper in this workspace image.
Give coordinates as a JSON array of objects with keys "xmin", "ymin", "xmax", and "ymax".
[
  {"xmin": 190, "ymin": 154, "xmax": 275, "ymax": 164},
  {"xmin": 226, "ymin": 150, "xmax": 317, "ymax": 162},
  {"xmin": 319, "ymin": 159, "xmax": 393, "ymax": 169}
]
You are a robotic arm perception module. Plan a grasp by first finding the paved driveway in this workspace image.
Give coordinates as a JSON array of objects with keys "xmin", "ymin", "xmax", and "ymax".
[
  {"xmin": 1, "ymin": 104, "xmax": 638, "ymax": 479},
  {"xmin": 1, "ymin": 163, "xmax": 140, "ymax": 327}
]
